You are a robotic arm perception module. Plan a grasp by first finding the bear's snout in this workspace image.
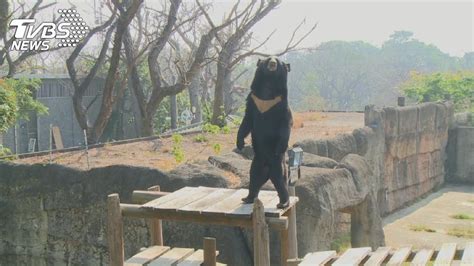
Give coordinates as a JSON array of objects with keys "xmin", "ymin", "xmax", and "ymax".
[{"xmin": 268, "ymin": 57, "xmax": 278, "ymax": 71}]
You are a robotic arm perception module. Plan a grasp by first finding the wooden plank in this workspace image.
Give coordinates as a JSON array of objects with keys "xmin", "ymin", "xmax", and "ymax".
[
  {"xmin": 176, "ymin": 250, "xmax": 203, "ymax": 266},
  {"xmin": 142, "ymin": 187, "xmax": 194, "ymax": 208},
  {"xmin": 461, "ymin": 242, "xmax": 474, "ymax": 266},
  {"xmin": 253, "ymin": 199, "xmax": 270, "ymax": 266},
  {"xmin": 227, "ymin": 190, "xmax": 277, "ymax": 217},
  {"xmin": 107, "ymin": 194, "xmax": 124, "ymax": 266},
  {"xmin": 179, "ymin": 189, "xmax": 235, "ymax": 213},
  {"xmin": 411, "ymin": 249, "xmax": 434, "ymax": 266},
  {"xmin": 52, "ymin": 126, "xmax": 64, "ymax": 149},
  {"xmin": 364, "ymin": 247, "xmax": 391, "ymax": 266},
  {"xmin": 155, "ymin": 187, "xmax": 217, "ymax": 210},
  {"xmin": 125, "ymin": 246, "xmax": 170, "ymax": 266},
  {"xmin": 263, "ymin": 196, "xmax": 299, "ymax": 218},
  {"xmin": 299, "ymin": 251, "xmax": 336, "ymax": 266},
  {"xmin": 434, "ymin": 243, "xmax": 457, "ymax": 266},
  {"xmin": 333, "ymin": 247, "xmax": 372, "ymax": 266},
  {"xmin": 201, "ymin": 189, "xmax": 248, "ymax": 214},
  {"xmin": 148, "ymin": 248, "xmax": 195, "ymax": 266},
  {"xmin": 387, "ymin": 246, "xmax": 412, "ymax": 266}
]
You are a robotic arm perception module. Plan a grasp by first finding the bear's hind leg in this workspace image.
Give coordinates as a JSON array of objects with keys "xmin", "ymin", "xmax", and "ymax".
[
  {"xmin": 269, "ymin": 155, "xmax": 290, "ymax": 208},
  {"xmin": 242, "ymin": 156, "xmax": 270, "ymax": 204}
]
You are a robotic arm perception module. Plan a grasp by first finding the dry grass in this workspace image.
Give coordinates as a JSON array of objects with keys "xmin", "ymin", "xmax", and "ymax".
[
  {"xmin": 451, "ymin": 213, "xmax": 474, "ymax": 220},
  {"xmin": 408, "ymin": 224, "xmax": 436, "ymax": 233},
  {"xmin": 447, "ymin": 228, "xmax": 474, "ymax": 239}
]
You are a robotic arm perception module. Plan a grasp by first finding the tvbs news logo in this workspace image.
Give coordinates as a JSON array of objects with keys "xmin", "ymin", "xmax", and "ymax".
[{"xmin": 10, "ymin": 9, "xmax": 89, "ymax": 51}]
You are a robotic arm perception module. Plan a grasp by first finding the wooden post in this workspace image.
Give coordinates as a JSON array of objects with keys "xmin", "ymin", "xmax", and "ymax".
[
  {"xmin": 288, "ymin": 186, "xmax": 298, "ymax": 259},
  {"xmin": 253, "ymin": 199, "xmax": 270, "ymax": 266},
  {"xmin": 398, "ymin": 96, "xmax": 405, "ymax": 107},
  {"xmin": 203, "ymin": 237, "xmax": 217, "ymax": 266},
  {"xmin": 280, "ymin": 224, "xmax": 289, "ymax": 266},
  {"xmin": 107, "ymin": 193, "xmax": 124, "ymax": 266},
  {"xmin": 147, "ymin": 185, "xmax": 163, "ymax": 246}
]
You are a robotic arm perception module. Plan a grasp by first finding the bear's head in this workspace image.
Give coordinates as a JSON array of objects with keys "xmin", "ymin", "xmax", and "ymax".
[{"xmin": 250, "ymin": 56, "xmax": 290, "ymax": 100}]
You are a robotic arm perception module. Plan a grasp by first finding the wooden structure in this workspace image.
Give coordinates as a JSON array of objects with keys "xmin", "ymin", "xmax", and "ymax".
[
  {"xmin": 108, "ymin": 186, "xmax": 299, "ymax": 266},
  {"xmin": 289, "ymin": 242, "xmax": 474, "ymax": 265}
]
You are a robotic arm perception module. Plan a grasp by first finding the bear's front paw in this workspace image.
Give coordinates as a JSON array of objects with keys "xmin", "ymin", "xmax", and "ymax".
[{"xmin": 236, "ymin": 139, "xmax": 245, "ymax": 150}]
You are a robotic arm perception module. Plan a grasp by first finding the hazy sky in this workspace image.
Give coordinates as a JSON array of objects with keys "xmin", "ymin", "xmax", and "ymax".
[{"xmin": 29, "ymin": 0, "xmax": 474, "ymax": 57}]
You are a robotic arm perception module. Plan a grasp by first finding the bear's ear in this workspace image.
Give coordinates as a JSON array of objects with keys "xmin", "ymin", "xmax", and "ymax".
[
  {"xmin": 285, "ymin": 63, "xmax": 291, "ymax": 72},
  {"xmin": 257, "ymin": 58, "xmax": 262, "ymax": 66}
]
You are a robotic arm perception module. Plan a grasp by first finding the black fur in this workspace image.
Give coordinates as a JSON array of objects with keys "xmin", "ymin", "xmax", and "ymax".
[{"xmin": 236, "ymin": 57, "xmax": 293, "ymax": 205}]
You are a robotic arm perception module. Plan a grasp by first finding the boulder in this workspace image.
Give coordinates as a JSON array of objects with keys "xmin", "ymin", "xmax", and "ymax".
[
  {"xmin": 295, "ymin": 167, "xmax": 365, "ymax": 253},
  {"xmin": 293, "ymin": 139, "xmax": 328, "ymax": 157},
  {"xmin": 167, "ymin": 160, "xmax": 231, "ymax": 188},
  {"xmin": 326, "ymin": 133, "xmax": 357, "ymax": 161},
  {"xmin": 297, "ymin": 152, "xmax": 338, "ymax": 169}
]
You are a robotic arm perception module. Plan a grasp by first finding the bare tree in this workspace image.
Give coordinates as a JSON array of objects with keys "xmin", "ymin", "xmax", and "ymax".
[
  {"xmin": 210, "ymin": 0, "xmax": 317, "ymax": 126},
  {"xmin": 123, "ymin": 0, "xmax": 249, "ymax": 136},
  {"xmin": 0, "ymin": 0, "xmax": 65, "ymax": 77},
  {"xmin": 66, "ymin": 0, "xmax": 143, "ymax": 143}
]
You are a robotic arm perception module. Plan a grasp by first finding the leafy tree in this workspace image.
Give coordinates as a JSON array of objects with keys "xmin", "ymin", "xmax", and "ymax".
[
  {"xmin": 0, "ymin": 78, "xmax": 48, "ymax": 133},
  {"xmin": 402, "ymin": 71, "xmax": 474, "ymax": 112}
]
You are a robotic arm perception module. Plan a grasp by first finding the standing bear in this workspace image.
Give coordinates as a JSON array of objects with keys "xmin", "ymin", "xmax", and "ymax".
[{"xmin": 236, "ymin": 56, "xmax": 293, "ymax": 209}]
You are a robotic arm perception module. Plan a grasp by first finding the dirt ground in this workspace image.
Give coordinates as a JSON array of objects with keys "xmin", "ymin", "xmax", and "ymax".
[
  {"xmin": 383, "ymin": 184, "xmax": 474, "ymax": 249},
  {"xmin": 16, "ymin": 112, "xmax": 364, "ymax": 171}
]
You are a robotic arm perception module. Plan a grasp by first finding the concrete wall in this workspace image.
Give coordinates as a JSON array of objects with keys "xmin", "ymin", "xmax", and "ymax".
[{"xmin": 447, "ymin": 126, "xmax": 474, "ymax": 184}]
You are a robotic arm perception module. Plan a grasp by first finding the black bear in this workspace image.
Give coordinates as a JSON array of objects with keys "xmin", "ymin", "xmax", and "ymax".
[{"xmin": 236, "ymin": 56, "xmax": 293, "ymax": 209}]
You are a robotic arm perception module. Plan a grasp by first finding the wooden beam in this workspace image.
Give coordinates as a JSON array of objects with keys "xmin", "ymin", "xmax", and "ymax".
[
  {"xmin": 120, "ymin": 204, "xmax": 288, "ymax": 230},
  {"xmin": 287, "ymin": 186, "xmax": 298, "ymax": 260},
  {"xmin": 203, "ymin": 237, "xmax": 217, "ymax": 266},
  {"xmin": 147, "ymin": 186, "xmax": 163, "ymax": 246},
  {"xmin": 132, "ymin": 190, "xmax": 170, "ymax": 204},
  {"xmin": 253, "ymin": 199, "xmax": 270, "ymax": 266},
  {"xmin": 107, "ymin": 193, "xmax": 124, "ymax": 266}
]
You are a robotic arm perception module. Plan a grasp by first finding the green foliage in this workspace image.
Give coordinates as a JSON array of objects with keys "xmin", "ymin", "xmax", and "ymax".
[
  {"xmin": 220, "ymin": 125, "xmax": 231, "ymax": 134},
  {"xmin": 203, "ymin": 123, "xmax": 220, "ymax": 134},
  {"xmin": 202, "ymin": 102, "xmax": 213, "ymax": 124},
  {"xmin": 193, "ymin": 134, "xmax": 208, "ymax": 143},
  {"xmin": 171, "ymin": 134, "xmax": 184, "ymax": 163},
  {"xmin": 330, "ymin": 233, "xmax": 351, "ymax": 253},
  {"xmin": 282, "ymin": 31, "xmax": 473, "ymax": 111},
  {"xmin": 0, "ymin": 78, "xmax": 47, "ymax": 133},
  {"xmin": 0, "ymin": 144, "xmax": 11, "ymax": 157},
  {"xmin": 402, "ymin": 71, "xmax": 474, "ymax": 112},
  {"xmin": 212, "ymin": 143, "xmax": 221, "ymax": 154}
]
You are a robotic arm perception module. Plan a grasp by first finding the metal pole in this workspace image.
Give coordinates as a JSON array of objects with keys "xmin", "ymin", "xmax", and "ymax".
[
  {"xmin": 83, "ymin": 129, "xmax": 90, "ymax": 169},
  {"xmin": 49, "ymin": 124, "xmax": 52, "ymax": 163}
]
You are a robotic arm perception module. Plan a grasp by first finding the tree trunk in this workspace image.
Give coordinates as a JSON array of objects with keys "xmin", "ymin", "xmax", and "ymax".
[
  {"xmin": 211, "ymin": 54, "xmax": 231, "ymax": 127},
  {"xmin": 189, "ymin": 74, "xmax": 202, "ymax": 123},
  {"xmin": 223, "ymin": 72, "xmax": 233, "ymax": 115},
  {"xmin": 170, "ymin": 95, "xmax": 178, "ymax": 129}
]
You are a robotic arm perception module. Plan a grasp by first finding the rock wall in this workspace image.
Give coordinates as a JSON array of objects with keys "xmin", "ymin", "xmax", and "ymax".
[
  {"xmin": 0, "ymin": 162, "xmax": 250, "ymax": 266},
  {"xmin": 296, "ymin": 102, "xmax": 454, "ymax": 215}
]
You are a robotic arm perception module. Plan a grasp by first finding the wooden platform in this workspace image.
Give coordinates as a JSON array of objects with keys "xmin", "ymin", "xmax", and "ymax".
[
  {"xmin": 141, "ymin": 186, "xmax": 299, "ymax": 218},
  {"xmin": 291, "ymin": 242, "xmax": 474, "ymax": 266},
  {"xmin": 124, "ymin": 246, "xmax": 226, "ymax": 266}
]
